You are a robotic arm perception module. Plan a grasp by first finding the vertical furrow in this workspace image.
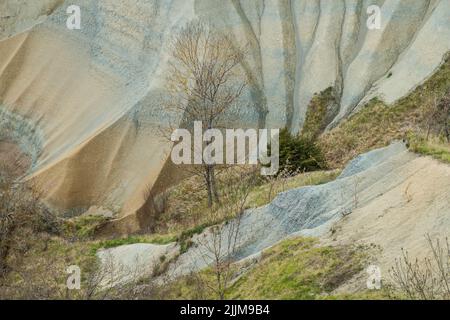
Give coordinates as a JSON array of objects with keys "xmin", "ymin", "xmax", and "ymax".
[
  {"xmin": 230, "ymin": 0, "xmax": 268, "ymax": 128},
  {"xmin": 278, "ymin": 0, "xmax": 296, "ymax": 130},
  {"xmin": 333, "ymin": 0, "xmax": 346, "ymax": 124}
]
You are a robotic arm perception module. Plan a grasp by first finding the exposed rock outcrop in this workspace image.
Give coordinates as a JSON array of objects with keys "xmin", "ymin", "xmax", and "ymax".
[
  {"xmin": 98, "ymin": 142, "xmax": 450, "ymax": 284},
  {"xmin": 1, "ymin": 0, "xmax": 449, "ymax": 228},
  {"xmin": 168, "ymin": 142, "xmax": 450, "ymax": 279}
]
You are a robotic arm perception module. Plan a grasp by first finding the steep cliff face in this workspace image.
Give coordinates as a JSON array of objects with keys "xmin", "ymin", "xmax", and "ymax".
[
  {"xmin": 0, "ymin": 0, "xmax": 196, "ymax": 223},
  {"xmin": 0, "ymin": 0, "xmax": 449, "ymax": 226},
  {"xmin": 0, "ymin": 0, "xmax": 64, "ymax": 40},
  {"xmin": 195, "ymin": 0, "xmax": 450, "ymax": 130}
]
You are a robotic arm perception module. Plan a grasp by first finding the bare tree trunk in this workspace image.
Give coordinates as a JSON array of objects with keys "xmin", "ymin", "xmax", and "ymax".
[
  {"xmin": 445, "ymin": 118, "xmax": 450, "ymax": 142},
  {"xmin": 165, "ymin": 20, "xmax": 247, "ymax": 208},
  {"xmin": 205, "ymin": 121, "xmax": 220, "ymax": 205},
  {"xmin": 0, "ymin": 247, "xmax": 9, "ymax": 275},
  {"xmin": 0, "ymin": 219, "xmax": 16, "ymax": 276},
  {"xmin": 205, "ymin": 167, "xmax": 213, "ymax": 208},
  {"xmin": 215, "ymin": 265, "xmax": 225, "ymax": 300},
  {"xmin": 210, "ymin": 166, "xmax": 220, "ymax": 204}
]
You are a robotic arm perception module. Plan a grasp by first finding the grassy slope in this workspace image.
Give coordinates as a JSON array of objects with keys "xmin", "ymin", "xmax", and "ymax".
[
  {"xmin": 302, "ymin": 87, "xmax": 337, "ymax": 140},
  {"xmin": 320, "ymin": 53, "xmax": 450, "ymax": 168},
  {"xmin": 162, "ymin": 237, "xmax": 383, "ymax": 300},
  {"xmin": 408, "ymin": 134, "xmax": 450, "ymax": 164},
  {"xmin": 229, "ymin": 238, "xmax": 367, "ymax": 300},
  {"xmin": 1, "ymin": 168, "xmax": 340, "ymax": 298},
  {"xmin": 246, "ymin": 170, "xmax": 340, "ymax": 208},
  {"xmin": 0, "ymin": 236, "xmax": 97, "ymax": 299},
  {"xmin": 91, "ymin": 169, "xmax": 340, "ymax": 254},
  {"xmin": 145, "ymin": 167, "xmax": 340, "ymax": 235}
]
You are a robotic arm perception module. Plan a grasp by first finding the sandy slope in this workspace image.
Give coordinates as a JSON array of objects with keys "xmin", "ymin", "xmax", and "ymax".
[
  {"xmin": 0, "ymin": 0, "xmax": 195, "ymax": 230},
  {"xmin": 322, "ymin": 155, "xmax": 450, "ymax": 277}
]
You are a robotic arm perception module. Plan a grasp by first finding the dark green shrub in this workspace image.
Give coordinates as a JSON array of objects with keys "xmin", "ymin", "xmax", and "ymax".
[{"xmin": 278, "ymin": 128, "xmax": 326, "ymax": 175}]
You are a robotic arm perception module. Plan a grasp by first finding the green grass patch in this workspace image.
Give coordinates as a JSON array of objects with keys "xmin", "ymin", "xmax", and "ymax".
[
  {"xmin": 228, "ymin": 237, "xmax": 367, "ymax": 300},
  {"xmin": 162, "ymin": 237, "xmax": 368, "ymax": 300},
  {"xmin": 324, "ymin": 290, "xmax": 393, "ymax": 300},
  {"xmin": 302, "ymin": 87, "xmax": 337, "ymax": 139},
  {"xmin": 63, "ymin": 215, "xmax": 110, "ymax": 240},
  {"xmin": 408, "ymin": 134, "xmax": 450, "ymax": 164},
  {"xmin": 1, "ymin": 235, "xmax": 99, "ymax": 299},
  {"xmin": 178, "ymin": 223, "xmax": 209, "ymax": 254},
  {"xmin": 90, "ymin": 233, "xmax": 177, "ymax": 255},
  {"xmin": 88, "ymin": 224, "xmax": 208, "ymax": 256},
  {"xmin": 247, "ymin": 170, "xmax": 340, "ymax": 208}
]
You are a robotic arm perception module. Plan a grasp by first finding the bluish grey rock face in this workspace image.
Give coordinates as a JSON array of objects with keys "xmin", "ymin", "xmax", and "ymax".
[
  {"xmin": 195, "ymin": 0, "xmax": 450, "ymax": 131},
  {"xmin": 170, "ymin": 142, "xmax": 417, "ymax": 275},
  {"xmin": 0, "ymin": 106, "xmax": 44, "ymax": 171},
  {"xmin": 100, "ymin": 142, "xmax": 450, "ymax": 284},
  {"xmin": 0, "ymin": 1, "xmax": 449, "ymax": 218},
  {"xmin": 97, "ymin": 242, "xmax": 177, "ymax": 286}
]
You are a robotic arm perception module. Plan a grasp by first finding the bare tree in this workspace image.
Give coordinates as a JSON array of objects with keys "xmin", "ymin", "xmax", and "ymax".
[
  {"xmin": 0, "ymin": 174, "xmax": 157, "ymax": 300},
  {"xmin": 426, "ymin": 91, "xmax": 450, "ymax": 142},
  {"xmin": 0, "ymin": 175, "xmax": 58, "ymax": 276},
  {"xmin": 164, "ymin": 20, "xmax": 247, "ymax": 207},
  {"xmin": 389, "ymin": 235, "xmax": 450, "ymax": 300},
  {"xmin": 195, "ymin": 168, "xmax": 258, "ymax": 299},
  {"xmin": 439, "ymin": 91, "xmax": 450, "ymax": 142},
  {"xmin": 0, "ymin": 248, "xmax": 149, "ymax": 300},
  {"xmin": 265, "ymin": 165, "xmax": 302, "ymax": 204}
]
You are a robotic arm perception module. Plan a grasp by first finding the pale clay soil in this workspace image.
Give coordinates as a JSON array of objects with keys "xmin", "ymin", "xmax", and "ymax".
[{"xmin": 322, "ymin": 155, "xmax": 450, "ymax": 293}]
